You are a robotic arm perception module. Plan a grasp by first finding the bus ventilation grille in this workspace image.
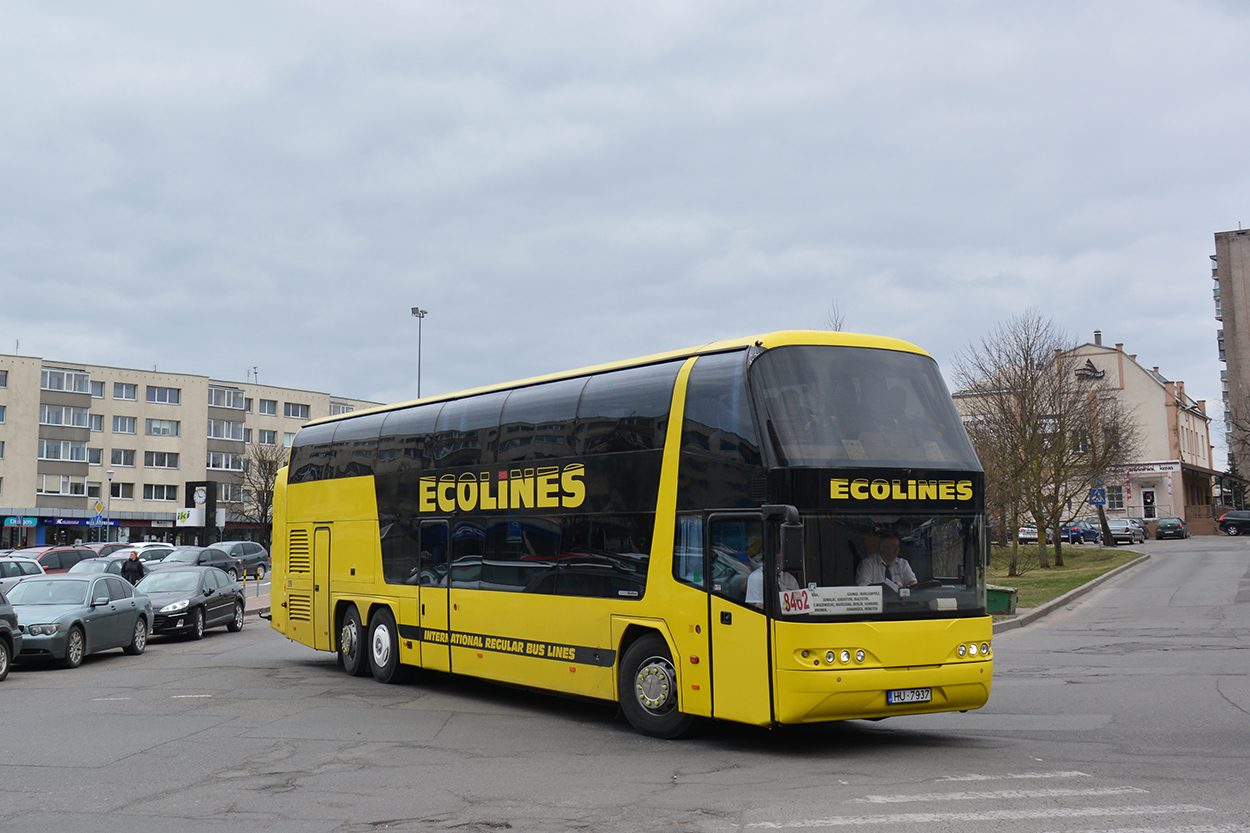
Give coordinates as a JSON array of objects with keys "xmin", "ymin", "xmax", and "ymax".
[
  {"xmin": 752, "ymin": 477, "xmax": 768, "ymax": 503},
  {"xmin": 288, "ymin": 529, "xmax": 312, "ymax": 574},
  {"xmin": 287, "ymin": 592, "xmax": 312, "ymax": 622}
]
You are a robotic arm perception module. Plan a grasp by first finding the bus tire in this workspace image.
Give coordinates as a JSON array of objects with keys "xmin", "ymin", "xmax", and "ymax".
[
  {"xmin": 618, "ymin": 634, "xmax": 693, "ymax": 739},
  {"xmin": 368, "ymin": 608, "xmax": 402, "ymax": 684},
  {"xmin": 339, "ymin": 605, "xmax": 369, "ymax": 677}
]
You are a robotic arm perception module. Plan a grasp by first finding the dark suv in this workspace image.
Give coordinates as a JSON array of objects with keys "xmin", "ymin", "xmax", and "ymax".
[
  {"xmin": 0, "ymin": 587, "xmax": 20, "ymax": 681},
  {"xmin": 10, "ymin": 546, "xmax": 95, "ymax": 573},
  {"xmin": 149, "ymin": 546, "xmax": 244, "ymax": 580},
  {"xmin": 1218, "ymin": 509, "xmax": 1250, "ymax": 536},
  {"xmin": 214, "ymin": 541, "xmax": 270, "ymax": 579}
]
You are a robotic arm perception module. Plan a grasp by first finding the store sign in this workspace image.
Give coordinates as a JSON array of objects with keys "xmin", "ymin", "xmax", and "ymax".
[
  {"xmin": 3, "ymin": 516, "xmax": 37, "ymax": 528},
  {"xmin": 1124, "ymin": 461, "xmax": 1181, "ymax": 475}
]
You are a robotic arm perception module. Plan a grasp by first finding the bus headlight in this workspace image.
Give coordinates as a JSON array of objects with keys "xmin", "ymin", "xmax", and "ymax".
[
  {"xmin": 840, "ymin": 650, "xmax": 851, "ymax": 664},
  {"xmin": 969, "ymin": 643, "xmax": 979, "ymax": 656},
  {"xmin": 957, "ymin": 644, "xmax": 967, "ymax": 657},
  {"xmin": 981, "ymin": 642, "xmax": 990, "ymax": 656},
  {"xmin": 826, "ymin": 651, "xmax": 836, "ymax": 664},
  {"xmin": 855, "ymin": 650, "xmax": 865, "ymax": 663}
]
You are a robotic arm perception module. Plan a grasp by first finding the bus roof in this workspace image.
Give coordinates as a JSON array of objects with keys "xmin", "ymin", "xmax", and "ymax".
[{"xmin": 309, "ymin": 329, "xmax": 932, "ymax": 428}]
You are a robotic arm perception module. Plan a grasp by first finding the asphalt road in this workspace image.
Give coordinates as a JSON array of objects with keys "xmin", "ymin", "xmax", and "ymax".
[{"xmin": 2, "ymin": 535, "xmax": 1248, "ymax": 833}]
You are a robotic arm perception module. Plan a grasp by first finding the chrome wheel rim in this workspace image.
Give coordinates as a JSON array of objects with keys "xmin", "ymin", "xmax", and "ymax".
[
  {"xmin": 233, "ymin": 604, "xmax": 244, "ymax": 629},
  {"xmin": 341, "ymin": 619, "xmax": 359, "ymax": 658},
  {"xmin": 134, "ymin": 620, "xmax": 147, "ymax": 651},
  {"xmin": 633, "ymin": 655, "xmax": 677, "ymax": 715},
  {"xmin": 67, "ymin": 630, "xmax": 84, "ymax": 665},
  {"xmin": 371, "ymin": 622, "xmax": 392, "ymax": 668}
]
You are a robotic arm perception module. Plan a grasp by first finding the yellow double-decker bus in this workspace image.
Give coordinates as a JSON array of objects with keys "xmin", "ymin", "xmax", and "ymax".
[{"xmin": 270, "ymin": 331, "xmax": 992, "ymax": 736}]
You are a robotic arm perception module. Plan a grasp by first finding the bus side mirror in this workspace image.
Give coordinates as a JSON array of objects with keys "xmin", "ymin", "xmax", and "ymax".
[{"xmin": 780, "ymin": 521, "xmax": 804, "ymax": 572}]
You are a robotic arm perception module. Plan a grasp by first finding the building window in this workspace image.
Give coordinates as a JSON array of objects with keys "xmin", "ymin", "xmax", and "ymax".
[
  {"xmin": 114, "ymin": 382, "xmax": 137, "ymax": 400},
  {"xmin": 89, "ymin": 413, "xmax": 103, "ymax": 432},
  {"xmin": 0, "ymin": 404, "xmax": 4, "ymax": 423},
  {"xmin": 38, "ymin": 475, "xmax": 86, "ymax": 496},
  {"xmin": 207, "ymin": 451, "xmax": 245, "ymax": 471},
  {"xmin": 42, "ymin": 368, "xmax": 90, "ymax": 393},
  {"xmin": 330, "ymin": 402, "xmax": 354, "ymax": 416},
  {"xmin": 0, "ymin": 369, "xmax": 6, "ymax": 387},
  {"xmin": 88, "ymin": 447, "xmax": 102, "ymax": 465},
  {"xmin": 143, "ymin": 484, "xmax": 178, "ymax": 501},
  {"xmin": 259, "ymin": 399, "xmax": 277, "ymax": 415},
  {"xmin": 1107, "ymin": 486, "xmax": 1124, "ymax": 511},
  {"xmin": 38, "ymin": 440, "xmax": 88, "ymax": 462},
  {"xmin": 207, "ymin": 419, "xmax": 245, "ymax": 440},
  {"xmin": 91, "ymin": 380, "xmax": 104, "ymax": 398},
  {"xmin": 285, "ymin": 402, "xmax": 310, "ymax": 420},
  {"xmin": 244, "ymin": 428, "xmax": 252, "ymax": 443},
  {"xmin": 145, "ymin": 419, "xmax": 180, "ymax": 437},
  {"xmin": 258, "ymin": 429, "xmax": 277, "ymax": 445},
  {"xmin": 40, "ymin": 405, "xmax": 90, "ymax": 427},
  {"xmin": 111, "ymin": 448, "xmax": 136, "ymax": 467},
  {"xmin": 110, "ymin": 482, "xmax": 134, "ymax": 500},
  {"xmin": 145, "ymin": 451, "xmax": 179, "ymax": 468},
  {"xmin": 245, "ymin": 398, "xmax": 253, "ymax": 413},
  {"xmin": 284, "ymin": 432, "xmax": 296, "ymax": 447},
  {"xmin": 0, "ymin": 440, "xmax": 4, "ymax": 459},
  {"xmin": 146, "ymin": 386, "xmax": 180, "ymax": 405},
  {"xmin": 208, "ymin": 386, "xmax": 246, "ymax": 409},
  {"xmin": 87, "ymin": 481, "xmax": 101, "ymax": 498},
  {"xmin": 113, "ymin": 416, "xmax": 136, "ymax": 434},
  {"xmin": 219, "ymin": 483, "xmax": 243, "ymax": 502}
]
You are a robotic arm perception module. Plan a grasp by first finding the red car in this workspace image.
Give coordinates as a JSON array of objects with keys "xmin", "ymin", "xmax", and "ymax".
[{"xmin": 8, "ymin": 546, "xmax": 95, "ymax": 574}]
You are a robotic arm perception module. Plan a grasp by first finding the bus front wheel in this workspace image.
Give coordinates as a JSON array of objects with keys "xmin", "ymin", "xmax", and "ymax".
[
  {"xmin": 339, "ymin": 606, "xmax": 369, "ymax": 677},
  {"xmin": 369, "ymin": 608, "xmax": 402, "ymax": 684},
  {"xmin": 618, "ymin": 634, "xmax": 693, "ymax": 739}
]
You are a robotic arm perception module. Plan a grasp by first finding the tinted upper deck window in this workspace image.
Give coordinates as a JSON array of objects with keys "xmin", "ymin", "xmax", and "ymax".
[
  {"xmin": 433, "ymin": 393, "xmax": 508, "ymax": 467},
  {"xmin": 498, "ymin": 378, "xmax": 586, "ymax": 463},
  {"xmin": 576, "ymin": 362, "xmax": 679, "ymax": 455}
]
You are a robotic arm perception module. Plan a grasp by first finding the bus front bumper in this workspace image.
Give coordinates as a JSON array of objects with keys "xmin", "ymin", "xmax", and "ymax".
[{"xmin": 774, "ymin": 659, "xmax": 992, "ymax": 724}]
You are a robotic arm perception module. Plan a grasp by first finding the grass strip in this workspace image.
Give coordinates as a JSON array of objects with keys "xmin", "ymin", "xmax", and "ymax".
[{"xmin": 988, "ymin": 544, "xmax": 1142, "ymax": 610}]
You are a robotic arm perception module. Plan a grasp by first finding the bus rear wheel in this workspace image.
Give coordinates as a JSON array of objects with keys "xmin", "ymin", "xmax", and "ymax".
[
  {"xmin": 339, "ymin": 605, "xmax": 369, "ymax": 677},
  {"xmin": 369, "ymin": 608, "xmax": 401, "ymax": 684},
  {"xmin": 618, "ymin": 634, "xmax": 693, "ymax": 739}
]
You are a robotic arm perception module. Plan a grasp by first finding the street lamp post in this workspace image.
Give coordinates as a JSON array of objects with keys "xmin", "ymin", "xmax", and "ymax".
[
  {"xmin": 106, "ymin": 469, "xmax": 115, "ymax": 543},
  {"xmin": 411, "ymin": 307, "xmax": 428, "ymax": 398}
]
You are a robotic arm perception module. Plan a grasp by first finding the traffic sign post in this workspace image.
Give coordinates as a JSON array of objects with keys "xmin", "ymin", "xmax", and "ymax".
[{"xmin": 1089, "ymin": 488, "xmax": 1107, "ymax": 506}]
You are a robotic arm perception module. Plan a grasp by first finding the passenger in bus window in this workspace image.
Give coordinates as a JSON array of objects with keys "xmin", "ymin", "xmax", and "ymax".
[
  {"xmin": 855, "ymin": 530, "xmax": 917, "ymax": 588},
  {"xmin": 744, "ymin": 541, "xmax": 800, "ymax": 609}
]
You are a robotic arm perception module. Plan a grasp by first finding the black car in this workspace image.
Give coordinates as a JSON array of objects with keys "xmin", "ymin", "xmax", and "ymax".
[
  {"xmin": 0, "ymin": 588, "xmax": 20, "ymax": 681},
  {"xmin": 150, "ymin": 546, "xmax": 244, "ymax": 580},
  {"xmin": 1217, "ymin": 509, "xmax": 1250, "ymax": 536},
  {"xmin": 1060, "ymin": 520, "xmax": 1102, "ymax": 544},
  {"xmin": 135, "ymin": 567, "xmax": 246, "ymax": 639},
  {"xmin": 213, "ymin": 541, "xmax": 271, "ymax": 580}
]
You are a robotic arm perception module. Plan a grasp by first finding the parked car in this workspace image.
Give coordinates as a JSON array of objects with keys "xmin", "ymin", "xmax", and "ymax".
[
  {"xmin": 149, "ymin": 546, "xmax": 244, "ymax": 580},
  {"xmin": 213, "ymin": 541, "xmax": 271, "ymax": 579},
  {"xmin": 1154, "ymin": 517, "xmax": 1189, "ymax": 539},
  {"xmin": 7, "ymin": 574, "xmax": 152, "ymax": 668},
  {"xmin": 136, "ymin": 567, "xmax": 246, "ymax": 639},
  {"xmin": 1128, "ymin": 518, "xmax": 1148, "ymax": 539},
  {"xmin": 0, "ymin": 587, "xmax": 20, "ymax": 681},
  {"xmin": 1217, "ymin": 509, "xmax": 1250, "ymax": 536},
  {"xmin": 1060, "ymin": 520, "xmax": 1102, "ymax": 544},
  {"xmin": 68, "ymin": 555, "xmax": 155, "ymax": 580},
  {"xmin": 1106, "ymin": 519, "xmax": 1145, "ymax": 544},
  {"xmin": 1017, "ymin": 526, "xmax": 1053, "ymax": 545},
  {"xmin": 0, "ymin": 556, "xmax": 46, "ymax": 595},
  {"xmin": 9, "ymin": 546, "xmax": 95, "ymax": 574},
  {"xmin": 82, "ymin": 542, "xmax": 132, "ymax": 557},
  {"xmin": 122, "ymin": 543, "xmax": 176, "ymax": 566}
]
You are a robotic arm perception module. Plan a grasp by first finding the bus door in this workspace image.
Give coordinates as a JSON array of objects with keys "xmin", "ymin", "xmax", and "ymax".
[
  {"xmin": 418, "ymin": 520, "xmax": 451, "ymax": 673},
  {"xmin": 313, "ymin": 526, "xmax": 332, "ymax": 652},
  {"xmin": 706, "ymin": 514, "xmax": 772, "ymax": 726}
]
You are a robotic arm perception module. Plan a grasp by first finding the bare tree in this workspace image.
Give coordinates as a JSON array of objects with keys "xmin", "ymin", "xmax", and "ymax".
[
  {"xmin": 954, "ymin": 310, "xmax": 1141, "ymax": 572},
  {"xmin": 826, "ymin": 300, "xmax": 845, "ymax": 332},
  {"xmin": 236, "ymin": 441, "xmax": 288, "ymax": 539}
]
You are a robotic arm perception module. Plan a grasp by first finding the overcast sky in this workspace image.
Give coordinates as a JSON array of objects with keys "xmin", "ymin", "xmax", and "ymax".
[{"xmin": 2, "ymin": 2, "xmax": 1246, "ymax": 458}]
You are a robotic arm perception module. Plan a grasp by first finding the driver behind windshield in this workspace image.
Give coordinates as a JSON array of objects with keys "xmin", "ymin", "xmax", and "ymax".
[{"xmin": 855, "ymin": 529, "xmax": 918, "ymax": 588}]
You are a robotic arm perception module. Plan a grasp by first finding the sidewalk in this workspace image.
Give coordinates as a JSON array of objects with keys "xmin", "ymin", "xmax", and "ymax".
[{"xmin": 991, "ymin": 553, "xmax": 1150, "ymax": 633}]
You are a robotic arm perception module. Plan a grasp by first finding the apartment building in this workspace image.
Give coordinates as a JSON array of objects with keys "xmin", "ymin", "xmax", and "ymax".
[
  {"xmin": 1213, "ymin": 228, "xmax": 1250, "ymax": 453},
  {"xmin": 1069, "ymin": 334, "xmax": 1217, "ymax": 532},
  {"xmin": 0, "ymin": 354, "xmax": 378, "ymax": 548}
]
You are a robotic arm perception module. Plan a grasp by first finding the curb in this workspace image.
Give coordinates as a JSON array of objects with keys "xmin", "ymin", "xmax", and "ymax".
[{"xmin": 991, "ymin": 553, "xmax": 1151, "ymax": 633}]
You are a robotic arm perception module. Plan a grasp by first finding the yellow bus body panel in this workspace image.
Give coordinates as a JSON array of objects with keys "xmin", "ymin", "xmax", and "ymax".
[{"xmin": 771, "ymin": 617, "xmax": 993, "ymax": 723}]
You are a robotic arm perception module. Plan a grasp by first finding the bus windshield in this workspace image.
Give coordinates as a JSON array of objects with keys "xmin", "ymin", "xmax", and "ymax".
[
  {"xmin": 786, "ymin": 512, "xmax": 985, "ymax": 619},
  {"xmin": 752, "ymin": 345, "xmax": 979, "ymax": 470}
]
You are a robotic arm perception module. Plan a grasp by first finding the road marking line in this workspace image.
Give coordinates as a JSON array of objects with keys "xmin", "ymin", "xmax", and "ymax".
[
  {"xmin": 854, "ymin": 786, "xmax": 1148, "ymax": 803},
  {"xmin": 746, "ymin": 804, "xmax": 1212, "ymax": 828},
  {"xmin": 171, "ymin": 694, "xmax": 213, "ymax": 699},
  {"xmin": 92, "ymin": 697, "xmax": 132, "ymax": 701},
  {"xmin": 937, "ymin": 771, "xmax": 1090, "ymax": 781},
  {"xmin": 1040, "ymin": 825, "xmax": 1250, "ymax": 833}
]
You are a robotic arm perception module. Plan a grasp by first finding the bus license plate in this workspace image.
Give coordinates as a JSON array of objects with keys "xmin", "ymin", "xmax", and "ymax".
[{"xmin": 887, "ymin": 688, "xmax": 932, "ymax": 705}]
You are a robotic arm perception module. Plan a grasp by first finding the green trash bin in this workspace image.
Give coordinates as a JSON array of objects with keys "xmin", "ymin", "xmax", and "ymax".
[{"xmin": 986, "ymin": 584, "xmax": 1018, "ymax": 615}]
